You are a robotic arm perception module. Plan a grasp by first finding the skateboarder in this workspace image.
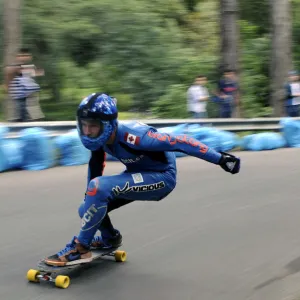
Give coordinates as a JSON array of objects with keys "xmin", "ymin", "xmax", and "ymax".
[{"xmin": 44, "ymin": 93, "xmax": 241, "ymax": 266}]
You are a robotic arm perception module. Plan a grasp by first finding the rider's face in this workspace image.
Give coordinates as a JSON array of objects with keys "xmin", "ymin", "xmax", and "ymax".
[{"xmin": 81, "ymin": 120, "xmax": 102, "ymax": 138}]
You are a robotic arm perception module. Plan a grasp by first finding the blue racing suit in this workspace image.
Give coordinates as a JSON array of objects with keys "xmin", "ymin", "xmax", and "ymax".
[{"xmin": 77, "ymin": 121, "xmax": 222, "ymax": 246}]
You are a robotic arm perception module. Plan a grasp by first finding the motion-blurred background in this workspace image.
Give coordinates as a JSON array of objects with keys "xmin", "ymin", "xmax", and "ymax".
[{"xmin": 0, "ymin": 0, "xmax": 299, "ymax": 122}]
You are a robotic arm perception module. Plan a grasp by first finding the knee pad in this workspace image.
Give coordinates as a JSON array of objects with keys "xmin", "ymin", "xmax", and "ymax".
[
  {"xmin": 86, "ymin": 177, "xmax": 111, "ymax": 204},
  {"xmin": 86, "ymin": 178, "xmax": 99, "ymax": 197}
]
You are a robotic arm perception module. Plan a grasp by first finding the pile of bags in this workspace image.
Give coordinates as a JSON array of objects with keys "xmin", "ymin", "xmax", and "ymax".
[
  {"xmin": 0, "ymin": 126, "xmax": 90, "ymax": 172},
  {"xmin": 239, "ymin": 118, "xmax": 300, "ymax": 151},
  {"xmin": 1, "ymin": 117, "xmax": 300, "ymax": 172},
  {"xmin": 240, "ymin": 132, "xmax": 286, "ymax": 151}
]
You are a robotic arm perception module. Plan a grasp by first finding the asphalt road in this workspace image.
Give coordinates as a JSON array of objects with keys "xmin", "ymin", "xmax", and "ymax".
[{"xmin": 1, "ymin": 149, "xmax": 300, "ymax": 300}]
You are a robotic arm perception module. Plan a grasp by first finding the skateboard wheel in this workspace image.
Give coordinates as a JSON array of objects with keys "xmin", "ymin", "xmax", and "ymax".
[
  {"xmin": 114, "ymin": 250, "xmax": 127, "ymax": 262},
  {"xmin": 55, "ymin": 275, "xmax": 70, "ymax": 289},
  {"xmin": 27, "ymin": 269, "xmax": 40, "ymax": 283}
]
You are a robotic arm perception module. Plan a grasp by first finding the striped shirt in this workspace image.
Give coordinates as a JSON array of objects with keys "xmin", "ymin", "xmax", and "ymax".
[{"xmin": 9, "ymin": 75, "xmax": 40, "ymax": 100}]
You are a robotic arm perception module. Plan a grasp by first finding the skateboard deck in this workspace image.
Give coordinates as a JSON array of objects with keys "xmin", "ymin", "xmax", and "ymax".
[{"xmin": 26, "ymin": 247, "xmax": 127, "ymax": 289}]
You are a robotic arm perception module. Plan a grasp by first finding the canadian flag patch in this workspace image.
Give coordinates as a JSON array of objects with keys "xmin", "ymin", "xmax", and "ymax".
[{"xmin": 124, "ymin": 132, "xmax": 140, "ymax": 145}]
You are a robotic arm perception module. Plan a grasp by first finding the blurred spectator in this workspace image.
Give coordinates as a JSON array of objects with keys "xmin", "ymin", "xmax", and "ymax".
[
  {"xmin": 3, "ymin": 49, "xmax": 30, "ymax": 121},
  {"xmin": 8, "ymin": 65, "xmax": 29, "ymax": 121},
  {"xmin": 19, "ymin": 48, "xmax": 45, "ymax": 121},
  {"xmin": 187, "ymin": 75, "xmax": 209, "ymax": 118},
  {"xmin": 215, "ymin": 69, "xmax": 239, "ymax": 118},
  {"xmin": 284, "ymin": 71, "xmax": 300, "ymax": 117},
  {"xmin": 4, "ymin": 48, "xmax": 44, "ymax": 121}
]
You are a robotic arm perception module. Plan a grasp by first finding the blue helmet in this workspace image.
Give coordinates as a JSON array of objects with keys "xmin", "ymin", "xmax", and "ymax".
[{"xmin": 76, "ymin": 93, "xmax": 118, "ymax": 151}]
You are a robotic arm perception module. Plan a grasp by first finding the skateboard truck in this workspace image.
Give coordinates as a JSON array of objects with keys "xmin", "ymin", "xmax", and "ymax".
[{"xmin": 27, "ymin": 269, "xmax": 70, "ymax": 289}]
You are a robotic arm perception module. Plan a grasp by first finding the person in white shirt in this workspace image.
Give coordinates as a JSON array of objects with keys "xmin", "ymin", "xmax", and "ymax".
[
  {"xmin": 187, "ymin": 75, "xmax": 209, "ymax": 118},
  {"xmin": 285, "ymin": 71, "xmax": 300, "ymax": 117}
]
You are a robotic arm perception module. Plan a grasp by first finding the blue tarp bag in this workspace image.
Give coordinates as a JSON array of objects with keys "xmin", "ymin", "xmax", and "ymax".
[
  {"xmin": 218, "ymin": 130, "xmax": 240, "ymax": 151},
  {"xmin": 241, "ymin": 132, "xmax": 286, "ymax": 151},
  {"xmin": 54, "ymin": 129, "xmax": 90, "ymax": 166},
  {"xmin": 188, "ymin": 126, "xmax": 239, "ymax": 151},
  {"xmin": 0, "ymin": 138, "xmax": 23, "ymax": 172},
  {"xmin": 188, "ymin": 126, "xmax": 214, "ymax": 140},
  {"xmin": 280, "ymin": 118, "xmax": 300, "ymax": 147},
  {"xmin": 0, "ymin": 125, "xmax": 23, "ymax": 172},
  {"xmin": 20, "ymin": 127, "xmax": 55, "ymax": 170}
]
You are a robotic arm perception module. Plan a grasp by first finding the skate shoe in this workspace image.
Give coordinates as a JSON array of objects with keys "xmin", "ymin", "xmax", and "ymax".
[
  {"xmin": 44, "ymin": 236, "xmax": 92, "ymax": 267},
  {"xmin": 91, "ymin": 230, "xmax": 122, "ymax": 250}
]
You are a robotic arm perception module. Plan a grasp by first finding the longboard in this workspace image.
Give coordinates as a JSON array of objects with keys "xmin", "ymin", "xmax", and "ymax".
[{"xmin": 26, "ymin": 247, "xmax": 127, "ymax": 288}]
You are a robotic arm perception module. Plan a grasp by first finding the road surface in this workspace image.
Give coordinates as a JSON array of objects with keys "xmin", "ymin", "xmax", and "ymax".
[{"xmin": 1, "ymin": 149, "xmax": 300, "ymax": 300}]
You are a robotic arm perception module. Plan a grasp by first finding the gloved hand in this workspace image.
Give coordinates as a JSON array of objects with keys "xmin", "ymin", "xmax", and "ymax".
[{"xmin": 218, "ymin": 151, "xmax": 240, "ymax": 174}]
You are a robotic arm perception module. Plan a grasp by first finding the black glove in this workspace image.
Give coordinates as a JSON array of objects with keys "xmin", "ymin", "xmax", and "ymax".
[{"xmin": 218, "ymin": 151, "xmax": 240, "ymax": 174}]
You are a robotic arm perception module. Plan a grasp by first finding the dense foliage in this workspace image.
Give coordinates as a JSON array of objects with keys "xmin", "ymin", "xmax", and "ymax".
[{"xmin": 0, "ymin": 0, "xmax": 300, "ymax": 119}]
